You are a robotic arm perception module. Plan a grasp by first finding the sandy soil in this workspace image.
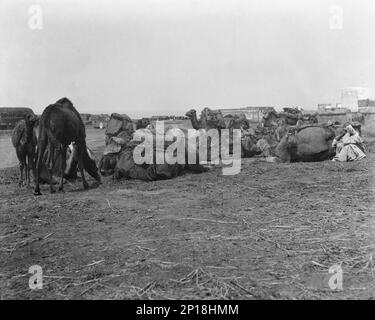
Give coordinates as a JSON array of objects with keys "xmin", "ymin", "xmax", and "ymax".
[{"xmin": 0, "ymin": 134, "xmax": 374, "ymax": 300}]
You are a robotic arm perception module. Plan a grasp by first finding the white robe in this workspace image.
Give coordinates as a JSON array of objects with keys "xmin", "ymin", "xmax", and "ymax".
[{"xmin": 333, "ymin": 132, "xmax": 366, "ymax": 162}]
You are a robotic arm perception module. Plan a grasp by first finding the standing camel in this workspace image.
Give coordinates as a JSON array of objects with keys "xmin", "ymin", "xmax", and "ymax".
[
  {"xmin": 11, "ymin": 113, "xmax": 38, "ymax": 186},
  {"xmin": 185, "ymin": 109, "xmax": 201, "ymax": 130},
  {"xmin": 185, "ymin": 108, "xmax": 230, "ymax": 161},
  {"xmin": 34, "ymin": 100, "xmax": 100, "ymax": 195}
]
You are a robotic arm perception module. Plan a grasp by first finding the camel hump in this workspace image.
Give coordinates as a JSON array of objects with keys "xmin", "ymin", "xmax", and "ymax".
[
  {"xmin": 55, "ymin": 97, "xmax": 86, "ymax": 137},
  {"xmin": 297, "ymin": 125, "xmax": 335, "ymax": 140},
  {"xmin": 276, "ymin": 125, "xmax": 335, "ymax": 162},
  {"xmin": 55, "ymin": 97, "xmax": 84, "ymax": 122},
  {"xmin": 200, "ymin": 108, "xmax": 226, "ymax": 129},
  {"xmin": 56, "ymin": 97, "xmax": 72, "ymax": 105},
  {"xmin": 40, "ymin": 103, "xmax": 85, "ymax": 142},
  {"xmin": 294, "ymin": 126, "xmax": 334, "ymax": 154}
]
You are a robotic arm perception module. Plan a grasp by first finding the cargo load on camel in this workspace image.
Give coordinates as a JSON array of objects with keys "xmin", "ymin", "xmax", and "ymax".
[
  {"xmin": 99, "ymin": 113, "xmax": 135, "ymax": 176},
  {"xmin": 113, "ymin": 126, "xmax": 208, "ymax": 181},
  {"xmin": 262, "ymin": 107, "xmax": 304, "ymax": 127},
  {"xmin": 100, "ymin": 115, "xmax": 210, "ymax": 181}
]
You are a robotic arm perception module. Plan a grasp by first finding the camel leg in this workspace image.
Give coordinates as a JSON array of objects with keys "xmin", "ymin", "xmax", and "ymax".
[
  {"xmin": 16, "ymin": 147, "xmax": 25, "ymax": 187},
  {"xmin": 26, "ymin": 151, "xmax": 32, "ymax": 186},
  {"xmin": 47, "ymin": 143, "xmax": 56, "ymax": 194},
  {"xmin": 77, "ymin": 145, "xmax": 89, "ymax": 190},
  {"xmin": 58, "ymin": 146, "xmax": 67, "ymax": 192},
  {"xmin": 19, "ymin": 160, "xmax": 25, "ymax": 187},
  {"xmin": 34, "ymin": 135, "xmax": 47, "ymax": 196},
  {"xmin": 28, "ymin": 153, "xmax": 36, "ymax": 186},
  {"xmin": 25, "ymin": 157, "xmax": 29, "ymax": 186}
]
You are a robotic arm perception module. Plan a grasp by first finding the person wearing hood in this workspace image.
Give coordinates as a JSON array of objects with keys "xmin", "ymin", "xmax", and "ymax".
[{"xmin": 332, "ymin": 124, "xmax": 366, "ymax": 162}]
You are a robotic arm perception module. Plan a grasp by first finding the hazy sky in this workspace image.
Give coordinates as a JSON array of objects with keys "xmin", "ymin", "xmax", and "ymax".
[{"xmin": 1, "ymin": 0, "xmax": 374, "ymax": 117}]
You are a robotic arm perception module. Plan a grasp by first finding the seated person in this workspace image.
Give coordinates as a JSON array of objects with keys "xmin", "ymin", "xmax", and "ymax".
[{"xmin": 332, "ymin": 124, "xmax": 366, "ymax": 162}]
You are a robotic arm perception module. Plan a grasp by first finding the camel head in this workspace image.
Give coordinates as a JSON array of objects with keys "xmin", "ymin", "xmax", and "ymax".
[
  {"xmin": 277, "ymin": 118, "xmax": 286, "ymax": 126},
  {"xmin": 136, "ymin": 118, "xmax": 151, "ymax": 130},
  {"xmin": 23, "ymin": 113, "xmax": 38, "ymax": 143},
  {"xmin": 295, "ymin": 119, "xmax": 304, "ymax": 128},
  {"xmin": 24, "ymin": 113, "xmax": 38, "ymax": 126},
  {"xmin": 185, "ymin": 109, "xmax": 197, "ymax": 119},
  {"xmin": 200, "ymin": 108, "xmax": 226, "ymax": 130},
  {"xmin": 185, "ymin": 109, "xmax": 201, "ymax": 129}
]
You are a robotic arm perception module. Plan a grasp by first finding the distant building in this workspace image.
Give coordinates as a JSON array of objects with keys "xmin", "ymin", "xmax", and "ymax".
[
  {"xmin": 358, "ymin": 98, "xmax": 375, "ymax": 113},
  {"xmin": 317, "ymin": 103, "xmax": 333, "ymax": 111},
  {"xmin": 317, "ymin": 111, "xmax": 350, "ymax": 124},
  {"xmin": 150, "ymin": 118, "xmax": 193, "ymax": 131},
  {"xmin": 341, "ymin": 87, "xmax": 375, "ymax": 112},
  {"xmin": 315, "ymin": 88, "xmax": 375, "ymax": 135},
  {"xmin": 0, "ymin": 107, "xmax": 34, "ymax": 130},
  {"xmin": 150, "ymin": 115, "xmax": 188, "ymax": 121},
  {"xmin": 219, "ymin": 106, "xmax": 275, "ymax": 123},
  {"xmin": 80, "ymin": 113, "xmax": 92, "ymax": 124},
  {"xmin": 316, "ymin": 101, "xmax": 351, "ymax": 124},
  {"xmin": 357, "ymin": 98, "xmax": 375, "ymax": 135},
  {"xmin": 90, "ymin": 114, "xmax": 110, "ymax": 129}
]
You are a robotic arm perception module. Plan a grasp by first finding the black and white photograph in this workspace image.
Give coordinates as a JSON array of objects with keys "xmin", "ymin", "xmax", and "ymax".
[{"xmin": 0, "ymin": 0, "xmax": 374, "ymax": 304}]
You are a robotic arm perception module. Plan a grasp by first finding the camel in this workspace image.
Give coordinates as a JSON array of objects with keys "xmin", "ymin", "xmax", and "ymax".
[
  {"xmin": 275, "ymin": 125, "xmax": 337, "ymax": 162},
  {"xmin": 185, "ymin": 108, "xmax": 229, "ymax": 161},
  {"xmin": 350, "ymin": 112, "xmax": 364, "ymax": 125},
  {"xmin": 185, "ymin": 108, "xmax": 249, "ymax": 130},
  {"xmin": 302, "ymin": 113, "xmax": 318, "ymax": 124},
  {"xmin": 114, "ymin": 133, "xmax": 208, "ymax": 181},
  {"xmin": 36, "ymin": 143, "xmax": 98, "ymax": 185},
  {"xmin": 262, "ymin": 108, "xmax": 304, "ymax": 127},
  {"xmin": 275, "ymin": 118, "xmax": 288, "ymax": 141},
  {"xmin": 185, "ymin": 109, "xmax": 200, "ymax": 129},
  {"xmin": 11, "ymin": 113, "xmax": 38, "ymax": 186},
  {"xmin": 55, "ymin": 98, "xmax": 101, "ymax": 182},
  {"xmin": 185, "ymin": 108, "xmax": 226, "ymax": 130},
  {"xmin": 262, "ymin": 110, "xmax": 279, "ymax": 127},
  {"xmin": 136, "ymin": 118, "xmax": 151, "ymax": 130},
  {"xmin": 241, "ymin": 134, "xmax": 263, "ymax": 158},
  {"xmin": 34, "ymin": 100, "xmax": 101, "ymax": 195},
  {"xmin": 224, "ymin": 113, "xmax": 249, "ymax": 130}
]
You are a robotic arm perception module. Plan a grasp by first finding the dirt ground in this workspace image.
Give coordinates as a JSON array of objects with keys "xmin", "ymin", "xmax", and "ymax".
[{"xmin": 0, "ymin": 135, "xmax": 374, "ymax": 300}]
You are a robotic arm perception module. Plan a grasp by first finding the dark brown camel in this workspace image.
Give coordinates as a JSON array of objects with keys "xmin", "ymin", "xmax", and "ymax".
[
  {"xmin": 56, "ymin": 98, "xmax": 101, "ymax": 182},
  {"xmin": 11, "ymin": 113, "xmax": 38, "ymax": 186},
  {"xmin": 34, "ymin": 100, "xmax": 101, "ymax": 195}
]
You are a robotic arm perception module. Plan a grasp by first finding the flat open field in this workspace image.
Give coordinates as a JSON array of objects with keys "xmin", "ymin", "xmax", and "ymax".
[
  {"xmin": 0, "ymin": 132, "xmax": 374, "ymax": 299},
  {"xmin": 0, "ymin": 127, "xmax": 106, "ymax": 170}
]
